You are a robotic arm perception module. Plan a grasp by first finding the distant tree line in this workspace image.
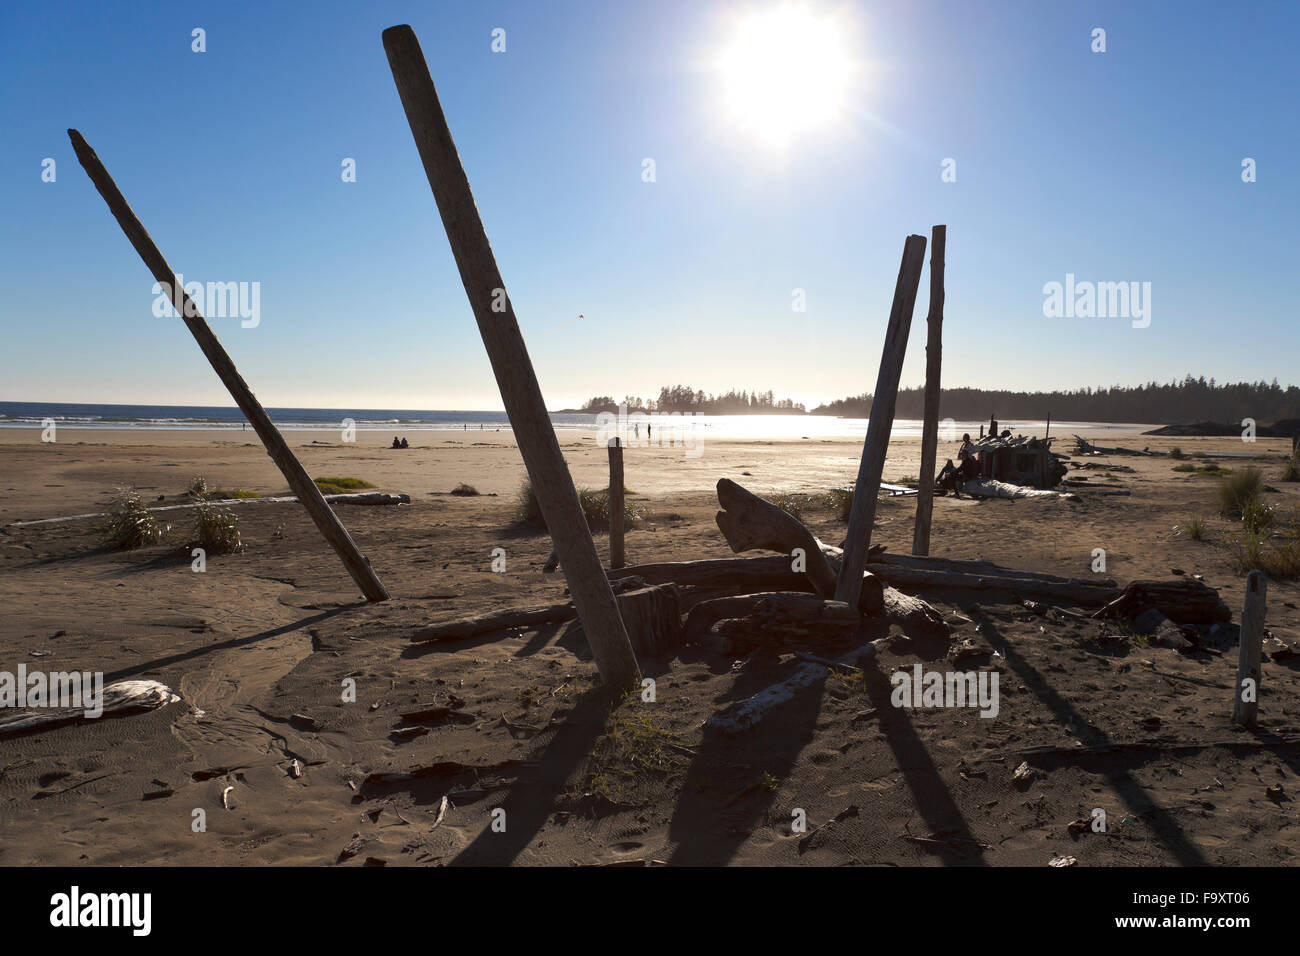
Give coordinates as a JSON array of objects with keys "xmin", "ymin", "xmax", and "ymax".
[
  {"xmin": 809, "ymin": 376, "xmax": 1300, "ymax": 424},
  {"xmin": 581, "ymin": 386, "xmax": 806, "ymax": 415}
]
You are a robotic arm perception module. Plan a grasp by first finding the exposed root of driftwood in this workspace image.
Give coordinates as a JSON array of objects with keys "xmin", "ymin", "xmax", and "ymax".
[
  {"xmin": 0, "ymin": 680, "xmax": 181, "ymax": 737},
  {"xmin": 706, "ymin": 645, "xmax": 877, "ymax": 735},
  {"xmin": 714, "ymin": 478, "xmax": 838, "ymax": 595},
  {"xmin": 685, "ymin": 592, "xmax": 859, "ymax": 654}
]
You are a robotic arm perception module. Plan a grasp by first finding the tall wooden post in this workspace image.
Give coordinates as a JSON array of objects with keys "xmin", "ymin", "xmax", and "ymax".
[
  {"xmin": 67, "ymin": 130, "xmax": 389, "ymax": 603},
  {"xmin": 608, "ymin": 438, "xmax": 625, "ymax": 570},
  {"xmin": 1232, "ymin": 571, "xmax": 1266, "ymax": 727},
  {"xmin": 835, "ymin": 234, "xmax": 927, "ymax": 609},
  {"xmin": 383, "ymin": 25, "xmax": 641, "ymax": 691},
  {"xmin": 911, "ymin": 225, "xmax": 945, "ymax": 557}
]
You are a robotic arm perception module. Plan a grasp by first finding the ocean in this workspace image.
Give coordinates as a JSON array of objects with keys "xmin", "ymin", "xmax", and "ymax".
[{"xmin": 0, "ymin": 401, "xmax": 1137, "ymax": 440}]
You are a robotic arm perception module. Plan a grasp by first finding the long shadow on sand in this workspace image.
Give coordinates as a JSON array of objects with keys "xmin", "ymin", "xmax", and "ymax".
[{"xmin": 967, "ymin": 606, "xmax": 1210, "ymax": 865}]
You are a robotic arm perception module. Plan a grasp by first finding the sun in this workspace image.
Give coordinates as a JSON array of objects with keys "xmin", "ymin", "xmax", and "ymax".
[{"xmin": 716, "ymin": 5, "xmax": 854, "ymax": 148}]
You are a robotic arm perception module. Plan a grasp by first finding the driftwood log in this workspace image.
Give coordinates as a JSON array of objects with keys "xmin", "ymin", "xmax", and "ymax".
[
  {"xmin": 1092, "ymin": 579, "xmax": 1231, "ymax": 625},
  {"xmin": 0, "ymin": 680, "xmax": 181, "ymax": 738},
  {"xmin": 715, "ymin": 478, "xmax": 837, "ymax": 595},
  {"xmin": 684, "ymin": 592, "xmax": 859, "ymax": 654},
  {"xmin": 409, "ymin": 602, "xmax": 576, "ymax": 643},
  {"xmin": 616, "ymin": 584, "xmax": 682, "ymax": 658},
  {"xmin": 385, "ymin": 24, "xmax": 640, "ymax": 691}
]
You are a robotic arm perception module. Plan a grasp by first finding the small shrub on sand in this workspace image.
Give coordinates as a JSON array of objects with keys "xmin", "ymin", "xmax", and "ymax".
[
  {"xmin": 313, "ymin": 476, "xmax": 374, "ymax": 495},
  {"xmin": 187, "ymin": 476, "xmax": 209, "ymax": 500},
  {"xmin": 773, "ymin": 492, "xmax": 816, "ymax": 520},
  {"xmin": 100, "ymin": 487, "xmax": 167, "ymax": 550},
  {"xmin": 1282, "ymin": 449, "xmax": 1300, "ymax": 483},
  {"xmin": 515, "ymin": 479, "xmax": 639, "ymax": 529},
  {"xmin": 191, "ymin": 501, "xmax": 242, "ymax": 555},
  {"xmin": 1216, "ymin": 467, "xmax": 1263, "ymax": 517},
  {"xmin": 1177, "ymin": 515, "xmax": 1207, "ymax": 541},
  {"xmin": 450, "ymin": 483, "xmax": 480, "ymax": 496},
  {"xmin": 825, "ymin": 487, "xmax": 854, "ymax": 521},
  {"xmin": 1172, "ymin": 463, "xmax": 1196, "ymax": 473},
  {"xmin": 1169, "ymin": 446, "xmax": 1185, "ymax": 460}
]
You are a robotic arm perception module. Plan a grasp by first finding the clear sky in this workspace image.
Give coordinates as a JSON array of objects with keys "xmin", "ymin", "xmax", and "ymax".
[{"xmin": 2, "ymin": 0, "xmax": 1296, "ymax": 411}]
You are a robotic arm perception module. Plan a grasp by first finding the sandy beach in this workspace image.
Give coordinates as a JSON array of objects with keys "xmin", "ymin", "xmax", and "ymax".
[{"xmin": 2, "ymin": 426, "xmax": 1297, "ymax": 866}]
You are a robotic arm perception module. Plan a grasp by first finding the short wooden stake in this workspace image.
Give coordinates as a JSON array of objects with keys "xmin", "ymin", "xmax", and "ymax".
[
  {"xmin": 1232, "ymin": 571, "xmax": 1266, "ymax": 727},
  {"xmin": 911, "ymin": 225, "xmax": 945, "ymax": 557},
  {"xmin": 835, "ymin": 234, "xmax": 927, "ymax": 610},
  {"xmin": 608, "ymin": 437, "xmax": 625, "ymax": 570},
  {"xmin": 383, "ymin": 25, "xmax": 640, "ymax": 691},
  {"xmin": 67, "ymin": 130, "xmax": 389, "ymax": 602}
]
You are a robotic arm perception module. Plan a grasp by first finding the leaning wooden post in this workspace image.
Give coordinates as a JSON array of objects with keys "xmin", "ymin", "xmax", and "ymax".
[
  {"xmin": 834, "ymin": 234, "xmax": 927, "ymax": 609},
  {"xmin": 67, "ymin": 130, "xmax": 389, "ymax": 603},
  {"xmin": 383, "ymin": 25, "xmax": 640, "ymax": 691},
  {"xmin": 911, "ymin": 225, "xmax": 945, "ymax": 557},
  {"xmin": 1232, "ymin": 571, "xmax": 1266, "ymax": 727},
  {"xmin": 608, "ymin": 437, "xmax": 625, "ymax": 570}
]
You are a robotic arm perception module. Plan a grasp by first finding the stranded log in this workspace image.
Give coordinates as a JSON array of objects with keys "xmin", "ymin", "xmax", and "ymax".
[
  {"xmin": 384, "ymin": 25, "xmax": 640, "ymax": 691},
  {"xmin": 67, "ymin": 130, "xmax": 389, "ymax": 603},
  {"xmin": 912, "ymin": 225, "xmax": 946, "ymax": 556},
  {"xmin": 837, "ymin": 234, "xmax": 928, "ymax": 609}
]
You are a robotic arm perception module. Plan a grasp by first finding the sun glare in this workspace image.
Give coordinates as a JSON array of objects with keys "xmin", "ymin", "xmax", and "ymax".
[{"xmin": 716, "ymin": 5, "xmax": 853, "ymax": 148}]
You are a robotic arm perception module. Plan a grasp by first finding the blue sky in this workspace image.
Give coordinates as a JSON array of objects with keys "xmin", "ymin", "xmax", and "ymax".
[{"xmin": 1, "ymin": 0, "xmax": 1296, "ymax": 410}]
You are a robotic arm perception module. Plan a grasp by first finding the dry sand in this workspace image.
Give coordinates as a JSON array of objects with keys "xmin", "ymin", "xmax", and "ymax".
[{"xmin": 1, "ymin": 426, "xmax": 1298, "ymax": 866}]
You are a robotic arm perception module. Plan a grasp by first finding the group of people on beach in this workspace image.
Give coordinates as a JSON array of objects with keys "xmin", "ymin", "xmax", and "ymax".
[{"xmin": 390, "ymin": 436, "xmax": 410, "ymax": 449}]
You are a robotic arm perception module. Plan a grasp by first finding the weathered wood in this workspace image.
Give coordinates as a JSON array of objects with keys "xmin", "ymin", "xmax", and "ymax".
[
  {"xmin": 608, "ymin": 439, "xmax": 625, "ymax": 570},
  {"xmin": 836, "ymin": 234, "xmax": 928, "ymax": 609},
  {"xmin": 868, "ymin": 551, "xmax": 1117, "ymax": 588},
  {"xmin": 608, "ymin": 555, "xmax": 803, "ymax": 590},
  {"xmin": 410, "ymin": 602, "xmax": 576, "ymax": 643},
  {"xmin": 869, "ymin": 565, "xmax": 1118, "ymax": 606},
  {"xmin": 67, "ymin": 130, "xmax": 389, "ymax": 603},
  {"xmin": 0, "ymin": 680, "xmax": 181, "ymax": 738},
  {"xmin": 8, "ymin": 491, "xmax": 410, "ymax": 529},
  {"xmin": 912, "ymin": 224, "xmax": 946, "ymax": 556},
  {"xmin": 1232, "ymin": 571, "xmax": 1266, "ymax": 727},
  {"xmin": 714, "ymin": 478, "xmax": 838, "ymax": 596},
  {"xmin": 685, "ymin": 592, "xmax": 859, "ymax": 652},
  {"xmin": 705, "ymin": 645, "xmax": 877, "ymax": 735},
  {"xmin": 1093, "ymin": 578, "xmax": 1231, "ymax": 625},
  {"xmin": 384, "ymin": 25, "xmax": 640, "ymax": 691},
  {"xmin": 616, "ymin": 584, "xmax": 681, "ymax": 658},
  {"xmin": 881, "ymin": 587, "xmax": 950, "ymax": 640}
]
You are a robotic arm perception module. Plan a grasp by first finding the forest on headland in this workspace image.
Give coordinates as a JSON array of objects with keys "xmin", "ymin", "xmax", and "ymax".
[{"xmin": 572, "ymin": 376, "xmax": 1300, "ymax": 425}]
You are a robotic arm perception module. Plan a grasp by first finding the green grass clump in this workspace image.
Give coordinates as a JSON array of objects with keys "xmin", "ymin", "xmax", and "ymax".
[
  {"xmin": 1173, "ymin": 463, "xmax": 1196, "ymax": 473},
  {"xmin": 514, "ymin": 479, "xmax": 640, "ymax": 530},
  {"xmin": 1169, "ymin": 446, "xmax": 1185, "ymax": 460},
  {"xmin": 1179, "ymin": 515, "xmax": 1207, "ymax": 541},
  {"xmin": 450, "ymin": 483, "xmax": 480, "ymax": 496},
  {"xmin": 313, "ymin": 476, "xmax": 375, "ymax": 495},
  {"xmin": 825, "ymin": 487, "xmax": 854, "ymax": 521},
  {"xmin": 191, "ymin": 501, "xmax": 242, "ymax": 554},
  {"xmin": 208, "ymin": 488, "xmax": 259, "ymax": 500},
  {"xmin": 1217, "ymin": 467, "xmax": 1264, "ymax": 517},
  {"xmin": 100, "ymin": 487, "xmax": 167, "ymax": 550}
]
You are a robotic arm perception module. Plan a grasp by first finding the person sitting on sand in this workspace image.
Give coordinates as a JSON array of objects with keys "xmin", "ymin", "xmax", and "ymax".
[
  {"xmin": 391, "ymin": 436, "xmax": 401, "ymax": 449},
  {"xmin": 956, "ymin": 433, "xmax": 980, "ymax": 481},
  {"xmin": 399, "ymin": 437, "xmax": 409, "ymax": 449}
]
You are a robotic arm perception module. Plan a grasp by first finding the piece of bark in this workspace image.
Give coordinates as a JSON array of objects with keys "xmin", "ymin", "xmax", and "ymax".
[
  {"xmin": 714, "ymin": 478, "xmax": 838, "ymax": 596},
  {"xmin": 615, "ymin": 584, "xmax": 682, "ymax": 658}
]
